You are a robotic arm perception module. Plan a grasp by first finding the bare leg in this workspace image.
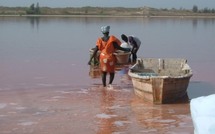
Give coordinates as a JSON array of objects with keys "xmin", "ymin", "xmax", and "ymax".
[
  {"xmin": 109, "ymin": 73, "xmax": 115, "ymax": 85},
  {"xmin": 102, "ymin": 72, "xmax": 107, "ymax": 87},
  {"xmin": 133, "ymin": 53, "xmax": 137, "ymax": 63},
  {"xmin": 132, "ymin": 48, "xmax": 139, "ymax": 63}
]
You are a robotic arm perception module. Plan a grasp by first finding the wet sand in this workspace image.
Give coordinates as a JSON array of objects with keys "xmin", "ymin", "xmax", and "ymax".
[{"xmin": 0, "ymin": 83, "xmax": 194, "ymax": 134}]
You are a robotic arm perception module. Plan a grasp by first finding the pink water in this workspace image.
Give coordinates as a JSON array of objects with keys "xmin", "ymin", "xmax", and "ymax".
[{"xmin": 1, "ymin": 16, "xmax": 215, "ymax": 133}]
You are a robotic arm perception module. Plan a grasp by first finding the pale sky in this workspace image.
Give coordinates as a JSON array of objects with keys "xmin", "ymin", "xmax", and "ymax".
[{"xmin": 0, "ymin": 0, "xmax": 215, "ymax": 9}]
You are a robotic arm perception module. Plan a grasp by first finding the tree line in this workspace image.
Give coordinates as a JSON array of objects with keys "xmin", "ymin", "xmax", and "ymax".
[
  {"xmin": 23, "ymin": 3, "xmax": 215, "ymax": 15},
  {"xmin": 26, "ymin": 3, "xmax": 40, "ymax": 14},
  {"xmin": 193, "ymin": 5, "xmax": 215, "ymax": 13}
]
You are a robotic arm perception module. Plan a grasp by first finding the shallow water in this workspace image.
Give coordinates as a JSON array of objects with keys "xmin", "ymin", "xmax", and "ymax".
[
  {"xmin": 0, "ymin": 16, "xmax": 215, "ymax": 133},
  {"xmin": 0, "ymin": 84, "xmax": 193, "ymax": 134}
]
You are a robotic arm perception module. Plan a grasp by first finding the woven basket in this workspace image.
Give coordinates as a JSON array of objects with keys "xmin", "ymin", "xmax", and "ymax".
[
  {"xmin": 89, "ymin": 48, "xmax": 100, "ymax": 65},
  {"xmin": 114, "ymin": 51, "xmax": 131, "ymax": 64}
]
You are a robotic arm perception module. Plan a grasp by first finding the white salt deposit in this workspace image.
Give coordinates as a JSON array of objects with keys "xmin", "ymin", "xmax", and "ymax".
[
  {"xmin": 18, "ymin": 121, "xmax": 37, "ymax": 126},
  {"xmin": 113, "ymin": 121, "xmax": 131, "ymax": 127},
  {"xmin": 77, "ymin": 89, "xmax": 89, "ymax": 94},
  {"xmin": 190, "ymin": 94, "xmax": 215, "ymax": 134},
  {"xmin": 96, "ymin": 113, "xmax": 117, "ymax": 119},
  {"xmin": 15, "ymin": 107, "xmax": 27, "ymax": 110},
  {"xmin": 52, "ymin": 96, "xmax": 65, "ymax": 99},
  {"xmin": 154, "ymin": 119, "xmax": 176, "ymax": 123},
  {"xmin": 0, "ymin": 115, "xmax": 7, "ymax": 117},
  {"xmin": 114, "ymin": 121, "xmax": 124, "ymax": 127},
  {"xmin": 56, "ymin": 91, "xmax": 75, "ymax": 94}
]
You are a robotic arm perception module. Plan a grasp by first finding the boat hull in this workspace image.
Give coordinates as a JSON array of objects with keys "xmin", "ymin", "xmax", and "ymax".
[
  {"xmin": 128, "ymin": 58, "xmax": 193, "ymax": 104},
  {"xmin": 131, "ymin": 76, "xmax": 191, "ymax": 104}
]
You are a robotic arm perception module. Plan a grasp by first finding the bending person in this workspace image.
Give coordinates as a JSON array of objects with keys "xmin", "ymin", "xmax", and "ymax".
[{"xmin": 121, "ymin": 34, "xmax": 141, "ymax": 63}]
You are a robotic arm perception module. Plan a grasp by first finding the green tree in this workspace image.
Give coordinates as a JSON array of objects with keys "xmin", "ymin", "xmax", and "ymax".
[
  {"xmin": 26, "ymin": 3, "xmax": 40, "ymax": 14},
  {"xmin": 192, "ymin": 5, "xmax": 198, "ymax": 13},
  {"xmin": 35, "ymin": 2, "xmax": 40, "ymax": 14},
  {"xmin": 203, "ymin": 7, "xmax": 209, "ymax": 13}
]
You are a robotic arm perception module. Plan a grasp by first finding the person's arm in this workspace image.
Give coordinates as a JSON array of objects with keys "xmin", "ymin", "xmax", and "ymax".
[
  {"xmin": 131, "ymin": 40, "xmax": 138, "ymax": 54},
  {"xmin": 88, "ymin": 46, "xmax": 99, "ymax": 65},
  {"xmin": 113, "ymin": 42, "xmax": 130, "ymax": 52}
]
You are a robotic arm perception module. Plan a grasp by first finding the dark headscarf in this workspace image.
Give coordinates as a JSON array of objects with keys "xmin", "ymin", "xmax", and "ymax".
[{"xmin": 121, "ymin": 34, "xmax": 128, "ymax": 42}]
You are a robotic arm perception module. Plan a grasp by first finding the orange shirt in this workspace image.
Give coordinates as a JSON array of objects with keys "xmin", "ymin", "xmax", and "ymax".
[
  {"xmin": 96, "ymin": 35, "xmax": 121, "ymax": 55},
  {"xmin": 96, "ymin": 35, "xmax": 121, "ymax": 73}
]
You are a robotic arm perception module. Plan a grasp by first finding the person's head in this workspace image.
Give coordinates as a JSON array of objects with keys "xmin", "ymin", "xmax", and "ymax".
[
  {"xmin": 128, "ymin": 36, "xmax": 134, "ymax": 43},
  {"xmin": 101, "ymin": 26, "xmax": 110, "ymax": 36},
  {"xmin": 121, "ymin": 34, "xmax": 128, "ymax": 43}
]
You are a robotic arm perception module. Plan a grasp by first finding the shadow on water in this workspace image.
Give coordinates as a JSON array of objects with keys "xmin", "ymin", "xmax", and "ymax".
[{"xmin": 188, "ymin": 81, "xmax": 215, "ymax": 99}]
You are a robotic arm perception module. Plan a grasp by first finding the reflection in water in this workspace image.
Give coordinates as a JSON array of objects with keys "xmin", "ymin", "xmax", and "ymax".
[
  {"xmin": 192, "ymin": 19, "xmax": 198, "ymax": 29},
  {"xmin": 131, "ymin": 97, "xmax": 193, "ymax": 133},
  {"xmin": 96, "ymin": 86, "xmax": 133, "ymax": 134},
  {"xmin": 97, "ymin": 89, "xmax": 124, "ymax": 134},
  {"xmin": 117, "ymin": 65, "xmax": 131, "ymax": 85},
  {"xmin": 28, "ymin": 17, "xmax": 40, "ymax": 29},
  {"xmin": 89, "ymin": 64, "xmax": 131, "ymax": 79},
  {"xmin": 1, "ymin": 17, "xmax": 215, "ymax": 133},
  {"xmin": 89, "ymin": 65, "xmax": 101, "ymax": 78}
]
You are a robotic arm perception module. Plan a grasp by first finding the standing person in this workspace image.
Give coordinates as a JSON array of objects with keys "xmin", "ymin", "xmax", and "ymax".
[
  {"xmin": 121, "ymin": 34, "xmax": 141, "ymax": 63},
  {"xmin": 88, "ymin": 26, "xmax": 130, "ymax": 88}
]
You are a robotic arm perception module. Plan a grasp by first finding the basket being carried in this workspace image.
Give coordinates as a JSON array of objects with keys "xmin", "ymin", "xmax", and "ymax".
[{"xmin": 114, "ymin": 50, "xmax": 131, "ymax": 64}]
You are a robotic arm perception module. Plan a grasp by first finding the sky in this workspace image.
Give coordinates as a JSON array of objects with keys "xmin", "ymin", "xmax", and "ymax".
[{"xmin": 0, "ymin": 0, "xmax": 215, "ymax": 9}]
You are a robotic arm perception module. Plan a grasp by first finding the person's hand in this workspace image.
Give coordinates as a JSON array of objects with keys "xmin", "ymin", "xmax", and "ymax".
[{"xmin": 125, "ymin": 48, "xmax": 131, "ymax": 52}]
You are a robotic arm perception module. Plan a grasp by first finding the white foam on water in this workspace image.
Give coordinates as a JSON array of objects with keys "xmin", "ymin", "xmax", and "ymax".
[
  {"xmin": 43, "ymin": 99, "xmax": 58, "ymax": 102},
  {"xmin": 52, "ymin": 96, "xmax": 65, "ymax": 99},
  {"xmin": 18, "ymin": 121, "xmax": 37, "ymax": 126},
  {"xmin": 15, "ymin": 107, "xmax": 27, "ymax": 110},
  {"xmin": 113, "ymin": 121, "xmax": 131, "ymax": 127},
  {"xmin": 96, "ymin": 113, "xmax": 117, "ymax": 119},
  {"xmin": 0, "ymin": 103, "xmax": 7, "ymax": 109},
  {"xmin": 77, "ymin": 88, "xmax": 89, "ymax": 94},
  {"xmin": 56, "ymin": 91, "xmax": 75, "ymax": 94},
  {"xmin": 108, "ymin": 105, "xmax": 122, "ymax": 109},
  {"xmin": 37, "ymin": 83, "xmax": 55, "ymax": 87},
  {"xmin": 33, "ymin": 112, "xmax": 43, "ymax": 115},
  {"xmin": 114, "ymin": 121, "xmax": 124, "ymax": 127},
  {"xmin": 140, "ymin": 128, "xmax": 157, "ymax": 133},
  {"xmin": 145, "ymin": 118, "xmax": 176, "ymax": 124},
  {"xmin": 178, "ymin": 122, "xmax": 192, "ymax": 128},
  {"xmin": 112, "ymin": 132, "xmax": 126, "ymax": 134},
  {"xmin": 8, "ymin": 111, "xmax": 17, "ymax": 114},
  {"xmin": 121, "ymin": 88, "xmax": 131, "ymax": 92},
  {"xmin": 9, "ymin": 103, "xmax": 18, "ymax": 106},
  {"xmin": 0, "ymin": 115, "xmax": 7, "ymax": 117},
  {"xmin": 173, "ymin": 115, "xmax": 188, "ymax": 118},
  {"xmin": 155, "ymin": 119, "xmax": 176, "ymax": 123}
]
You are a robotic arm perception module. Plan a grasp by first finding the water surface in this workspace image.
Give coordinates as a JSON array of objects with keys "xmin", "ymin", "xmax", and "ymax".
[{"xmin": 0, "ymin": 16, "xmax": 215, "ymax": 133}]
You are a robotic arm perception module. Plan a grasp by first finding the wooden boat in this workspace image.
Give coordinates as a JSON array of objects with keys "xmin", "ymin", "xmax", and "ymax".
[{"xmin": 128, "ymin": 58, "xmax": 193, "ymax": 104}]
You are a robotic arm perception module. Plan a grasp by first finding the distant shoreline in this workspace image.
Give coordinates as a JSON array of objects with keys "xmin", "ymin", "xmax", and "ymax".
[
  {"xmin": 1, "ymin": 14, "xmax": 215, "ymax": 18},
  {"xmin": 1, "ymin": 6, "xmax": 215, "ymax": 18}
]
